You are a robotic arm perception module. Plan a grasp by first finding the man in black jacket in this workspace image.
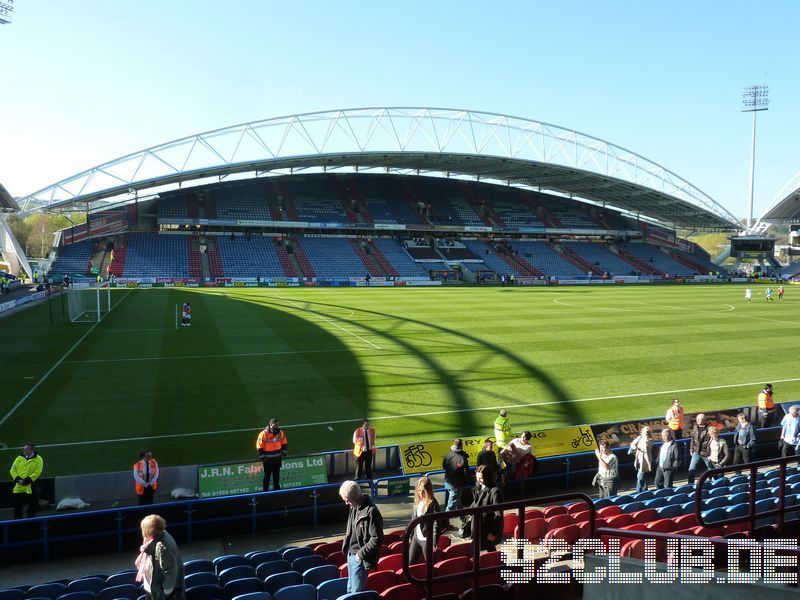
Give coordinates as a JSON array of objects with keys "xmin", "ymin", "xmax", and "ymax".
[
  {"xmin": 442, "ymin": 438, "xmax": 471, "ymax": 534},
  {"xmin": 340, "ymin": 480, "xmax": 384, "ymax": 594},
  {"xmin": 687, "ymin": 413, "xmax": 712, "ymax": 485},
  {"xmin": 654, "ymin": 429, "xmax": 682, "ymax": 489}
]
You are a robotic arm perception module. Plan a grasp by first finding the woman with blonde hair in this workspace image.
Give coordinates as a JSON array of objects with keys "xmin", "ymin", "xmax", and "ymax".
[
  {"xmin": 628, "ymin": 425, "xmax": 653, "ymax": 493},
  {"xmin": 136, "ymin": 515, "xmax": 184, "ymax": 600},
  {"xmin": 409, "ymin": 476, "xmax": 442, "ymax": 564}
]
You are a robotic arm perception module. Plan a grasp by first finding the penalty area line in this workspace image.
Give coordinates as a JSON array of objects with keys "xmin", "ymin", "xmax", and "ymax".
[
  {"xmin": 276, "ymin": 296, "xmax": 382, "ymax": 350},
  {"xmin": 17, "ymin": 374, "xmax": 800, "ymax": 451}
]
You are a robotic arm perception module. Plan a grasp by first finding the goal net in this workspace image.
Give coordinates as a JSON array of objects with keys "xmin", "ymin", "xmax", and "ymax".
[{"xmin": 67, "ymin": 282, "xmax": 112, "ymax": 322}]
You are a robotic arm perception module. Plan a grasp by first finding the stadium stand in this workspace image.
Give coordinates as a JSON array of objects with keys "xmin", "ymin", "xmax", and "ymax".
[
  {"xmin": 370, "ymin": 239, "xmax": 427, "ymax": 278},
  {"xmin": 298, "ymin": 237, "xmax": 369, "ymax": 278},
  {"xmin": 122, "ymin": 234, "xmax": 190, "ymax": 278},
  {"xmin": 50, "ymin": 239, "xmax": 93, "ymax": 276},
  {"xmin": 217, "ymin": 236, "xmax": 285, "ymax": 278}
]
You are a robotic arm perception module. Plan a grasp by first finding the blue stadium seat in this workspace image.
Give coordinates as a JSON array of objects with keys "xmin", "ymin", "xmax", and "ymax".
[
  {"xmin": 273, "ymin": 585, "xmax": 315, "ymax": 600},
  {"xmin": 255, "ymin": 561, "xmax": 292, "ymax": 580},
  {"xmin": 609, "ymin": 495, "xmax": 628, "ymax": 505},
  {"xmin": 185, "ymin": 574, "xmax": 219, "ymax": 589},
  {"xmin": 185, "ymin": 560, "xmax": 216, "ymax": 575},
  {"xmin": 665, "ymin": 493, "xmax": 690, "ymax": 505},
  {"xmin": 0, "ymin": 591, "xmax": 25, "ymax": 600},
  {"xmin": 726, "ymin": 492, "xmax": 749, "ymax": 505},
  {"xmin": 219, "ymin": 567, "xmax": 255, "ymax": 588},
  {"xmin": 655, "ymin": 504, "xmax": 685, "ymax": 518},
  {"xmin": 764, "ymin": 469, "xmax": 780, "ymax": 480},
  {"xmin": 642, "ymin": 498, "xmax": 667, "ymax": 509},
  {"xmin": 700, "ymin": 507, "xmax": 728, "ymax": 525},
  {"xmin": 651, "ymin": 488, "xmax": 674, "ymax": 498},
  {"xmin": 222, "ymin": 578, "xmax": 262, "ymax": 600},
  {"xmin": 708, "ymin": 477, "xmax": 730, "ymax": 488},
  {"xmin": 66, "ymin": 580, "xmax": 105, "ymax": 595},
  {"xmin": 231, "ymin": 594, "xmax": 271, "ymax": 600},
  {"xmin": 728, "ymin": 475, "xmax": 749, "ymax": 486},
  {"xmin": 214, "ymin": 556, "xmax": 250, "ymax": 575},
  {"xmin": 301, "ymin": 565, "xmax": 339, "ymax": 588},
  {"xmin": 315, "ymin": 578, "xmax": 348, "ymax": 600},
  {"xmin": 680, "ymin": 502, "xmax": 696, "ymax": 514},
  {"xmin": 290, "ymin": 556, "xmax": 324, "ymax": 573},
  {"xmin": 104, "ymin": 572, "xmax": 138, "ymax": 588},
  {"xmin": 186, "ymin": 585, "xmax": 223, "ymax": 600},
  {"xmin": 593, "ymin": 498, "xmax": 613, "ymax": 509},
  {"xmin": 755, "ymin": 489, "xmax": 772, "ymax": 501},
  {"xmin": 56, "ymin": 592, "xmax": 96, "ymax": 600},
  {"xmin": 702, "ymin": 496, "xmax": 729, "ymax": 509},
  {"xmin": 727, "ymin": 484, "xmax": 749, "ymax": 494},
  {"xmin": 98, "ymin": 585, "xmax": 138, "ymax": 600},
  {"xmin": 629, "ymin": 491, "xmax": 654, "ymax": 502},
  {"xmin": 725, "ymin": 503, "xmax": 750, "ymax": 519},
  {"xmin": 706, "ymin": 487, "xmax": 729, "ymax": 498},
  {"xmin": 264, "ymin": 573, "xmax": 301, "ymax": 596},
  {"xmin": 246, "ymin": 552, "xmax": 281, "ymax": 568},
  {"xmin": 673, "ymin": 484, "xmax": 694, "ymax": 494},
  {"xmin": 336, "ymin": 592, "xmax": 379, "ymax": 600},
  {"xmin": 281, "ymin": 548, "xmax": 312, "ymax": 563},
  {"xmin": 618, "ymin": 502, "xmax": 645, "ymax": 513}
]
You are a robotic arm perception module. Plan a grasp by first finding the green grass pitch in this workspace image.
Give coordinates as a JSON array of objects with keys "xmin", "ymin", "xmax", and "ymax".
[{"xmin": 0, "ymin": 284, "xmax": 798, "ymax": 477}]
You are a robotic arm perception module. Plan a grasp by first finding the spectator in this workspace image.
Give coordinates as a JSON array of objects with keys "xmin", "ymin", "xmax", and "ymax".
[
  {"xmin": 133, "ymin": 450, "xmax": 160, "ymax": 505},
  {"xmin": 409, "ymin": 476, "xmax": 441, "ymax": 564},
  {"xmin": 757, "ymin": 384, "xmax": 775, "ymax": 429},
  {"xmin": 707, "ymin": 427, "xmax": 729, "ymax": 473},
  {"xmin": 507, "ymin": 431, "xmax": 533, "ymax": 460},
  {"xmin": 493, "ymin": 409, "xmax": 513, "ymax": 450},
  {"xmin": 352, "ymin": 418, "xmax": 376, "ymax": 480},
  {"xmin": 256, "ymin": 418, "xmax": 287, "ymax": 491},
  {"xmin": 779, "ymin": 405, "xmax": 800, "ymax": 457},
  {"xmin": 687, "ymin": 414, "xmax": 712, "ymax": 485},
  {"xmin": 665, "ymin": 398, "xmax": 685, "ymax": 439},
  {"xmin": 594, "ymin": 441, "xmax": 619, "ymax": 498},
  {"xmin": 733, "ymin": 413, "xmax": 757, "ymax": 466},
  {"xmin": 136, "ymin": 514, "xmax": 184, "ymax": 600},
  {"xmin": 339, "ymin": 480, "xmax": 383, "ymax": 594},
  {"xmin": 442, "ymin": 439, "xmax": 471, "ymax": 535},
  {"xmin": 476, "ymin": 438, "xmax": 499, "ymax": 475},
  {"xmin": 10, "ymin": 443, "xmax": 43, "ymax": 519},
  {"xmin": 628, "ymin": 425, "xmax": 653, "ymax": 492},
  {"xmin": 654, "ymin": 429, "xmax": 681, "ymax": 489},
  {"xmin": 467, "ymin": 464, "xmax": 503, "ymax": 551}
]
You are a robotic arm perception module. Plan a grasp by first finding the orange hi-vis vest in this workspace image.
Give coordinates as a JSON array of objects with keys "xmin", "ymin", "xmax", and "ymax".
[
  {"xmin": 133, "ymin": 459, "xmax": 159, "ymax": 495},
  {"xmin": 257, "ymin": 428, "xmax": 287, "ymax": 458},
  {"xmin": 758, "ymin": 390, "xmax": 774, "ymax": 411},
  {"xmin": 353, "ymin": 427, "xmax": 376, "ymax": 457},
  {"xmin": 666, "ymin": 406, "xmax": 684, "ymax": 431}
]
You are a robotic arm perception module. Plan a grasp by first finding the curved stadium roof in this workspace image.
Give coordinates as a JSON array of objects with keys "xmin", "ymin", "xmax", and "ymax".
[
  {"xmin": 16, "ymin": 107, "xmax": 738, "ymax": 229},
  {"xmin": 758, "ymin": 170, "xmax": 800, "ymax": 224}
]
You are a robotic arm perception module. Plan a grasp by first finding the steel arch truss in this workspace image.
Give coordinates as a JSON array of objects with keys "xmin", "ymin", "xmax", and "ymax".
[
  {"xmin": 755, "ymin": 170, "xmax": 800, "ymax": 231},
  {"xmin": 17, "ymin": 107, "xmax": 738, "ymax": 228}
]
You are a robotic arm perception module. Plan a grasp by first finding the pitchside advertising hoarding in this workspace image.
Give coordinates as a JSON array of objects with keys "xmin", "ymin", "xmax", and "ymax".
[
  {"xmin": 398, "ymin": 426, "xmax": 599, "ymax": 475},
  {"xmin": 197, "ymin": 455, "xmax": 328, "ymax": 498}
]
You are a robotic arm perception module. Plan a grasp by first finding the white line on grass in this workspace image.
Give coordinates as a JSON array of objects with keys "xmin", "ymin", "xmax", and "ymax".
[
  {"xmin": 0, "ymin": 290, "xmax": 133, "ymax": 429},
  {"xmin": 63, "ymin": 348, "xmax": 357, "ymax": 364},
  {"xmin": 276, "ymin": 296, "xmax": 382, "ymax": 350},
  {"xmin": 22, "ymin": 374, "xmax": 800, "ymax": 451}
]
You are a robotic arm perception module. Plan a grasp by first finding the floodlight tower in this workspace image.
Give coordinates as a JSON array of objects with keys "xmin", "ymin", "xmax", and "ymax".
[{"xmin": 742, "ymin": 84, "xmax": 769, "ymax": 230}]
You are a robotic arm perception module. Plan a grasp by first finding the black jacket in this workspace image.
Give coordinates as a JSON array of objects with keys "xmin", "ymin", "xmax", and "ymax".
[
  {"xmin": 734, "ymin": 423, "xmax": 757, "ymax": 449},
  {"xmin": 342, "ymin": 496, "xmax": 384, "ymax": 570},
  {"xmin": 411, "ymin": 498, "xmax": 443, "ymax": 544},
  {"xmin": 470, "ymin": 483, "xmax": 504, "ymax": 550},
  {"xmin": 689, "ymin": 425, "xmax": 710, "ymax": 456},
  {"xmin": 656, "ymin": 442, "xmax": 681, "ymax": 471},
  {"xmin": 442, "ymin": 449, "xmax": 471, "ymax": 487},
  {"xmin": 476, "ymin": 450, "xmax": 498, "ymax": 473}
]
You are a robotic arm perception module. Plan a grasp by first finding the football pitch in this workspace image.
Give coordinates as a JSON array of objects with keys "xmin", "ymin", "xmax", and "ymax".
[{"xmin": 1, "ymin": 284, "xmax": 798, "ymax": 477}]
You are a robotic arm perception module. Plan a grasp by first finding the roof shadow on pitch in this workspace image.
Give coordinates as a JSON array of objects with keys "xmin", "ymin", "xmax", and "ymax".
[{"xmin": 260, "ymin": 295, "xmax": 582, "ymax": 439}]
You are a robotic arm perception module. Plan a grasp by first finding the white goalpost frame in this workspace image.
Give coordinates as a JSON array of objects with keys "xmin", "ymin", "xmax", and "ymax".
[{"xmin": 67, "ymin": 282, "xmax": 112, "ymax": 323}]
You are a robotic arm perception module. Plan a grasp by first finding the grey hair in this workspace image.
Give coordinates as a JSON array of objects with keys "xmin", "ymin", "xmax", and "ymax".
[{"xmin": 339, "ymin": 480, "xmax": 363, "ymax": 502}]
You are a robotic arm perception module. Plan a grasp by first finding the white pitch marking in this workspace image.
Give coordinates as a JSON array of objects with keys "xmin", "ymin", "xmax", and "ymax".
[
  {"xmin": 0, "ymin": 290, "xmax": 133, "ymax": 429},
  {"xmin": 103, "ymin": 328, "xmax": 174, "ymax": 333},
  {"xmin": 63, "ymin": 348, "xmax": 358, "ymax": 365},
  {"xmin": 277, "ymin": 296, "xmax": 382, "ymax": 350},
  {"xmin": 15, "ymin": 375, "xmax": 800, "ymax": 451}
]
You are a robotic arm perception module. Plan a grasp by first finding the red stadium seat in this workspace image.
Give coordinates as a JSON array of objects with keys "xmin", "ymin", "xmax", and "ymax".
[
  {"xmin": 513, "ymin": 518, "xmax": 546, "ymax": 542},
  {"xmin": 630, "ymin": 508, "xmax": 659, "ymax": 524},
  {"xmin": 541, "ymin": 505, "xmax": 567, "ymax": 518},
  {"xmin": 326, "ymin": 551, "xmax": 346, "ymax": 567},
  {"xmin": 314, "ymin": 541, "xmax": 340, "ymax": 558},
  {"xmin": 384, "ymin": 529, "xmax": 405, "ymax": 544},
  {"xmin": 434, "ymin": 557, "xmax": 472, "ymax": 597},
  {"xmin": 673, "ymin": 514, "xmax": 699, "ymax": 529},
  {"xmin": 596, "ymin": 505, "xmax": 623, "ymax": 518},
  {"xmin": 388, "ymin": 541, "xmax": 404, "ymax": 553},
  {"xmin": 604, "ymin": 514, "xmax": 634, "ymax": 528},
  {"xmin": 396, "ymin": 562, "xmax": 430, "ymax": 584},
  {"xmin": 380, "ymin": 582, "xmax": 423, "ymax": 600},
  {"xmin": 544, "ymin": 514, "xmax": 574, "ymax": 531},
  {"xmin": 377, "ymin": 553, "xmax": 404, "ymax": 572},
  {"xmin": 645, "ymin": 519, "xmax": 676, "ymax": 533},
  {"xmin": 368, "ymin": 569, "xmax": 398, "ymax": 593},
  {"xmin": 476, "ymin": 551, "xmax": 503, "ymax": 586},
  {"xmin": 566, "ymin": 502, "xmax": 591, "ymax": 515},
  {"xmin": 339, "ymin": 563, "xmax": 348, "ymax": 578},
  {"xmin": 570, "ymin": 509, "xmax": 591, "ymax": 523},
  {"xmin": 437, "ymin": 535, "xmax": 452, "ymax": 551},
  {"xmin": 502, "ymin": 513, "xmax": 519, "ymax": 539},
  {"xmin": 441, "ymin": 542, "xmax": 473, "ymax": 559},
  {"xmin": 524, "ymin": 508, "xmax": 544, "ymax": 520},
  {"xmin": 543, "ymin": 524, "xmax": 580, "ymax": 545}
]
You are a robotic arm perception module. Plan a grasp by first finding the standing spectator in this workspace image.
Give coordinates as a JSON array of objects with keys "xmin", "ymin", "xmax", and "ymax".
[
  {"xmin": 256, "ymin": 418, "xmax": 287, "ymax": 491},
  {"xmin": 409, "ymin": 476, "xmax": 441, "ymax": 565},
  {"xmin": 468, "ymin": 464, "xmax": 504, "ymax": 551},
  {"xmin": 707, "ymin": 427, "xmax": 729, "ymax": 473},
  {"xmin": 442, "ymin": 439, "xmax": 471, "ymax": 534},
  {"xmin": 476, "ymin": 438, "xmax": 499, "ymax": 475},
  {"xmin": 9, "ymin": 443, "xmax": 43, "ymax": 519},
  {"xmin": 665, "ymin": 398, "xmax": 685, "ymax": 439},
  {"xmin": 352, "ymin": 419, "xmax": 376, "ymax": 480},
  {"xmin": 594, "ymin": 441, "xmax": 619, "ymax": 498},
  {"xmin": 779, "ymin": 405, "xmax": 800, "ymax": 457},
  {"xmin": 654, "ymin": 429, "xmax": 681, "ymax": 489},
  {"xmin": 507, "ymin": 431, "xmax": 533, "ymax": 459},
  {"xmin": 339, "ymin": 480, "xmax": 383, "ymax": 594},
  {"xmin": 494, "ymin": 409, "xmax": 513, "ymax": 450},
  {"xmin": 733, "ymin": 413, "xmax": 757, "ymax": 466},
  {"xmin": 505, "ymin": 431, "xmax": 536, "ymax": 481},
  {"xmin": 628, "ymin": 425, "xmax": 653, "ymax": 492},
  {"xmin": 136, "ymin": 515, "xmax": 184, "ymax": 600},
  {"xmin": 757, "ymin": 384, "xmax": 775, "ymax": 429},
  {"xmin": 133, "ymin": 450, "xmax": 160, "ymax": 505},
  {"xmin": 687, "ymin": 414, "xmax": 712, "ymax": 485}
]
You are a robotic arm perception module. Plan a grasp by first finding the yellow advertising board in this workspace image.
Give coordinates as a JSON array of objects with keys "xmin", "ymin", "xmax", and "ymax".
[{"xmin": 398, "ymin": 426, "xmax": 598, "ymax": 475}]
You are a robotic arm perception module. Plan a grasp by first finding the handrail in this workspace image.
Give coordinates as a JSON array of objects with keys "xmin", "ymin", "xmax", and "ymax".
[
  {"xmin": 695, "ymin": 453, "xmax": 800, "ymax": 536},
  {"xmin": 403, "ymin": 491, "xmax": 594, "ymax": 598}
]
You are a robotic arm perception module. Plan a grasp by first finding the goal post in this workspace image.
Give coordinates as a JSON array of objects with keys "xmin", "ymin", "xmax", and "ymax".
[{"xmin": 67, "ymin": 282, "xmax": 112, "ymax": 323}]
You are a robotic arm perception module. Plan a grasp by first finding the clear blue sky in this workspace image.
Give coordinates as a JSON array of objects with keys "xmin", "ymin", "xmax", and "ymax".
[{"xmin": 1, "ymin": 1, "xmax": 798, "ymax": 221}]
